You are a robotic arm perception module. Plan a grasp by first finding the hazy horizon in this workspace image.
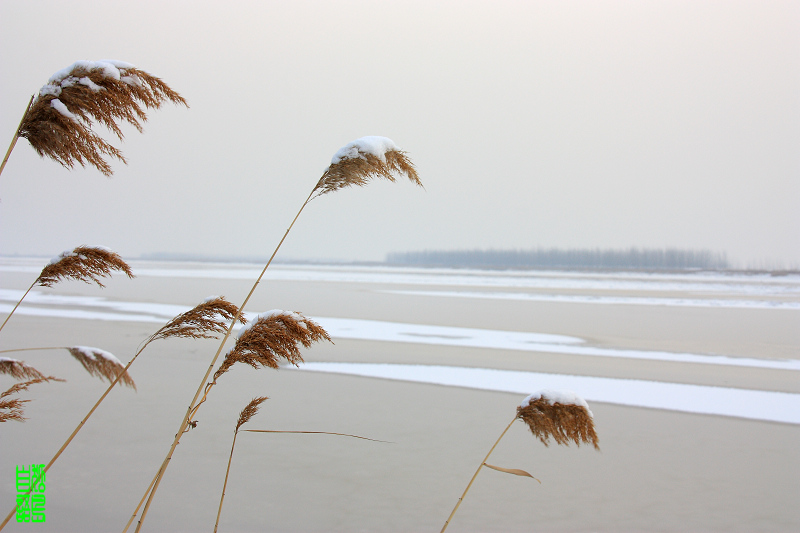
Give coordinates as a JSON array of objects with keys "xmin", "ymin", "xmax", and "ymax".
[{"xmin": 1, "ymin": 1, "xmax": 798, "ymax": 269}]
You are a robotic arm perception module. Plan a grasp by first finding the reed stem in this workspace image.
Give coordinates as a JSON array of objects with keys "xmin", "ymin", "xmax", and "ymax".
[
  {"xmin": 0, "ymin": 95, "xmax": 33, "ymax": 181},
  {"xmin": 0, "ymin": 280, "xmax": 36, "ymax": 337},
  {"xmin": 131, "ymin": 190, "xmax": 315, "ymax": 532},
  {"xmin": 440, "ymin": 418, "xmax": 516, "ymax": 533},
  {"xmin": 214, "ymin": 430, "xmax": 239, "ymax": 533}
]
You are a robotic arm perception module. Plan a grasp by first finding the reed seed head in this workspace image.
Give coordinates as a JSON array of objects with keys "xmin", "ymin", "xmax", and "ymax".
[
  {"xmin": 313, "ymin": 136, "xmax": 421, "ymax": 198},
  {"xmin": 235, "ymin": 396, "xmax": 268, "ymax": 432},
  {"xmin": 214, "ymin": 310, "xmax": 332, "ymax": 381},
  {"xmin": 148, "ymin": 296, "xmax": 244, "ymax": 344},
  {"xmin": 0, "ymin": 358, "xmax": 49, "ymax": 381},
  {"xmin": 18, "ymin": 60, "xmax": 187, "ymax": 176},
  {"xmin": 516, "ymin": 391, "xmax": 599, "ymax": 449},
  {"xmin": 0, "ymin": 377, "xmax": 61, "ymax": 423},
  {"xmin": 67, "ymin": 346, "xmax": 135, "ymax": 389},
  {"xmin": 36, "ymin": 246, "xmax": 134, "ymax": 288}
]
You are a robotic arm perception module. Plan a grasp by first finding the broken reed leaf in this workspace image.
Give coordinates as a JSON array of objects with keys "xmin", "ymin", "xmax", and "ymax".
[
  {"xmin": 149, "ymin": 296, "xmax": 244, "ymax": 344},
  {"xmin": 235, "ymin": 396, "xmax": 268, "ymax": 432},
  {"xmin": 18, "ymin": 60, "xmax": 187, "ymax": 176},
  {"xmin": 312, "ymin": 136, "xmax": 421, "ymax": 197},
  {"xmin": 483, "ymin": 463, "xmax": 539, "ymax": 481},
  {"xmin": 516, "ymin": 390, "xmax": 599, "ymax": 450},
  {"xmin": 67, "ymin": 346, "xmax": 135, "ymax": 389},
  {"xmin": 213, "ymin": 310, "xmax": 332, "ymax": 381},
  {"xmin": 36, "ymin": 245, "xmax": 134, "ymax": 287},
  {"xmin": 0, "ymin": 377, "xmax": 62, "ymax": 423},
  {"xmin": 0, "ymin": 358, "xmax": 48, "ymax": 381}
]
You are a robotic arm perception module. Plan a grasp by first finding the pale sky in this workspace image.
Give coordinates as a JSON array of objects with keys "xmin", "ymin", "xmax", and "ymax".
[{"xmin": 1, "ymin": 1, "xmax": 798, "ymax": 268}]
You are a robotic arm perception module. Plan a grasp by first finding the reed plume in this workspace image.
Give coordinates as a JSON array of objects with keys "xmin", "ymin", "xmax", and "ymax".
[
  {"xmin": 1, "ymin": 60, "xmax": 187, "ymax": 178},
  {"xmin": 0, "ymin": 358, "xmax": 48, "ymax": 381},
  {"xmin": 0, "ymin": 377, "xmax": 63, "ymax": 423},
  {"xmin": 36, "ymin": 246, "xmax": 134, "ymax": 287},
  {"xmin": 440, "ymin": 391, "xmax": 599, "ymax": 532},
  {"xmin": 129, "ymin": 136, "xmax": 420, "ymax": 533},
  {"xmin": 0, "ymin": 246, "xmax": 133, "ymax": 337},
  {"xmin": 213, "ymin": 311, "xmax": 331, "ymax": 381},
  {"xmin": 517, "ymin": 391, "xmax": 599, "ymax": 449},
  {"xmin": 67, "ymin": 346, "xmax": 135, "ymax": 389},
  {"xmin": 312, "ymin": 136, "xmax": 421, "ymax": 198}
]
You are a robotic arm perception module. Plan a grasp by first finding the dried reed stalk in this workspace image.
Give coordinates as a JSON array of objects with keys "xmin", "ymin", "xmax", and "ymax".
[
  {"xmin": 0, "ymin": 377, "xmax": 62, "ymax": 423},
  {"xmin": 0, "ymin": 358, "xmax": 48, "ymax": 381},
  {"xmin": 9, "ymin": 60, "xmax": 187, "ymax": 176},
  {"xmin": 214, "ymin": 397, "xmax": 268, "ymax": 533},
  {"xmin": 67, "ymin": 346, "xmax": 136, "ymax": 389},
  {"xmin": 440, "ymin": 391, "xmax": 599, "ymax": 532},
  {"xmin": 0, "ymin": 297, "xmax": 242, "ymax": 532},
  {"xmin": 0, "ymin": 246, "xmax": 133, "ymax": 337},
  {"xmin": 130, "ymin": 137, "xmax": 421, "ymax": 533}
]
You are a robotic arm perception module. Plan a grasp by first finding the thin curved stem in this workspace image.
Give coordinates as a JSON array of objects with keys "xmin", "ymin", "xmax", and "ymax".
[
  {"xmin": 0, "ymin": 95, "xmax": 33, "ymax": 181},
  {"xmin": 440, "ymin": 417, "xmax": 517, "ymax": 533},
  {"xmin": 0, "ymin": 280, "xmax": 36, "ymax": 337},
  {"xmin": 131, "ymin": 190, "xmax": 315, "ymax": 532},
  {"xmin": 214, "ymin": 431, "xmax": 239, "ymax": 533}
]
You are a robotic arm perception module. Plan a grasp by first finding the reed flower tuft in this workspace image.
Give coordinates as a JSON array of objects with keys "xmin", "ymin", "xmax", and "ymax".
[
  {"xmin": 213, "ymin": 311, "xmax": 331, "ymax": 381},
  {"xmin": 236, "ymin": 396, "xmax": 268, "ymax": 432},
  {"xmin": 313, "ymin": 136, "xmax": 421, "ymax": 198},
  {"xmin": 0, "ymin": 358, "xmax": 49, "ymax": 381},
  {"xmin": 67, "ymin": 346, "xmax": 135, "ymax": 389},
  {"xmin": 17, "ymin": 60, "xmax": 187, "ymax": 176},
  {"xmin": 147, "ymin": 296, "xmax": 244, "ymax": 344},
  {"xmin": 0, "ymin": 377, "xmax": 62, "ymax": 423},
  {"xmin": 36, "ymin": 245, "xmax": 134, "ymax": 288},
  {"xmin": 516, "ymin": 390, "xmax": 599, "ymax": 449}
]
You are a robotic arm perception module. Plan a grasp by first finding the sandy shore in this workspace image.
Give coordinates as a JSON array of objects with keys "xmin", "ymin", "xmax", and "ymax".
[{"xmin": 1, "ymin": 263, "xmax": 798, "ymax": 532}]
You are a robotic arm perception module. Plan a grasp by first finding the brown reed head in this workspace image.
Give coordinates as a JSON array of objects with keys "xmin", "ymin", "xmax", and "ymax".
[
  {"xmin": 516, "ymin": 391, "xmax": 599, "ymax": 450},
  {"xmin": 313, "ymin": 136, "xmax": 421, "ymax": 198},
  {"xmin": 0, "ymin": 377, "xmax": 62, "ymax": 423},
  {"xmin": 67, "ymin": 346, "xmax": 135, "ymax": 389},
  {"xmin": 235, "ymin": 396, "xmax": 268, "ymax": 432},
  {"xmin": 0, "ymin": 358, "xmax": 49, "ymax": 381},
  {"xmin": 213, "ymin": 310, "xmax": 331, "ymax": 381},
  {"xmin": 147, "ymin": 296, "xmax": 244, "ymax": 345},
  {"xmin": 18, "ymin": 60, "xmax": 188, "ymax": 176},
  {"xmin": 36, "ymin": 245, "xmax": 134, "ymax": 288}
]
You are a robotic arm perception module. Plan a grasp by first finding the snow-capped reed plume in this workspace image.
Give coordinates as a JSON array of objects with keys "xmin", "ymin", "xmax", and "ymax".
[
  {"xmin": 67, "ymin": 346, "xmax": 135, "ymax": 389},
  {"xmin": 0, "ymin": 357, "xmax": 48, "ymax": 381},
  {"xmin": 129, "ymin": 137, "xmax": 420, "ymax": 533},
  {"xmin": 0, "ymin": 377, "xmax": 63, "ymax": 423},
  {"xmin": 440, "ymin": 391, "xmax": 599, "ymax": 532},
  {"xmin": 1, "ymin": 60, "xmax": 187, "ymax": 178},
  {"xmin": 213, "ymin": 311, "xmax": 331, "ymax": 380},
  {"xmin": 0, "ymin": 246, "xmax": 133, "ymax": 337},
  {"xmin": 312, "ymin": 136, "xmax": 421, "ymax": 198},
  {"xmin": 517, "ymin": 390, "xmax": 599, "ymax": 449},
  {"xmin": 36, "ymin": 245, "xmax": 134, "ymax": 287},
  {"xmin": 214, "ymin": 396, "xmax": 268, "ymax": 533}
]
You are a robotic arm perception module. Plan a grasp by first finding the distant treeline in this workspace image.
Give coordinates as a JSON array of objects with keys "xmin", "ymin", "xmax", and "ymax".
[{"xmin": 386, "ymin": 248, "xmax": 729, "ymax": 270}]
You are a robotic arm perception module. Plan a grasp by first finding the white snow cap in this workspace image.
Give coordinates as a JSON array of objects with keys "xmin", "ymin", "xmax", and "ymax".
[
  {"xmin": 330, "ymin": 136, "xmax": 399, "ymax": 165},
  {"xmin": 0, "ymin": 357, "xmax": 22, "ymax": 364},
  {"xmin": 72, "ymin": 346, "xmax": 123, "ymax": 366},
  {"xmin": 521, "ymin": 390, "xmax": 593, "ymax": 417},
  {"xmin": 237, "ymin": 310, "xmax": 307, "ymax": 339},
  {"xmin": 50, "ymin": 99, "xmax": 79, "ymax": 122},
  {"xmin": 39, "ymin": 60, "xmax": 136, "ymax": 99}
]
